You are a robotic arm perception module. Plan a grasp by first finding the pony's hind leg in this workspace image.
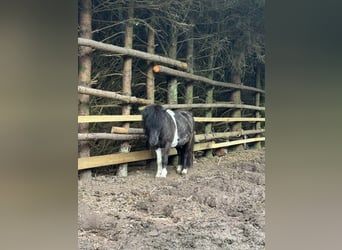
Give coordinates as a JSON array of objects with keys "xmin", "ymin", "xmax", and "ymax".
[
  {"xmin": 176, "ymin": 147, "xmax": 184, "ymax": 174},
  {"xmin": 181, "ymin": 140, "xmax": 194, "ymax": 175}
]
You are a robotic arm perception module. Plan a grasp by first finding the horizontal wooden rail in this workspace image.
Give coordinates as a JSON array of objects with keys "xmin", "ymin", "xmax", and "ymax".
[
  {"xmin": 78, "ymin": 38, "xmax": 188, "ymax": 70},
  {"xmin": 78, "ymin": 115, "xmax": 265, "ymax": 123},
  {"xmin": 78, "ymin": 86, "xmax": 152, "ymax": 105},
  {"xmin": 153, "ymin": 65, "xmax": 265, "ymax": 94},
  {"xmin": 161, "ymin": 103, "xmax": 265, "ymax": 111},
  {"xmin": 78, "ymin": 137, "xmax": 265, "ymax": 170},
  {"xmin": 195, "ymin": 117, "xmax": 265, "ymax": 122},
  {"xmin": 78, "ymin": 133, "xmax": 145, "ymax": 141},
  {"xmin": 78, "ymin": 129, "xmax": 265, "ymax": 141},
  {"xmin": 78, "ymin": 115, "xmax": 141, "ymax": 123},
  {"xmin": 195, "ymin": 129, "xmax": 265, "ymax": 142}
]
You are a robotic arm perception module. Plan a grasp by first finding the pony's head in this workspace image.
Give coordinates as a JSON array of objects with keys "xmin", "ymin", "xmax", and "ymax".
[{"xmin": 141, "ymin": 105, "xmax": 165, "ymax": 147}]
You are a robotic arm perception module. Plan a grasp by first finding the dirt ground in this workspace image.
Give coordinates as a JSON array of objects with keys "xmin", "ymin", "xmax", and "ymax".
[{"xmin": 78, "ymin": 149, "xmax": 265, "ymax": 250}]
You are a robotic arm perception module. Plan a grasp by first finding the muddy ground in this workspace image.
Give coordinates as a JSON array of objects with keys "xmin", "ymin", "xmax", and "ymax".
[{"xmin": 78, "ymin": 149, "xmax": 265, "ymax": 250}]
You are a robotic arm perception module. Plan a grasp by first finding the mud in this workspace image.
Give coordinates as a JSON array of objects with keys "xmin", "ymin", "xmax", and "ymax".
[{"xmin": 78, "ymin": 150, "xmax": 265, "ymax": 249}]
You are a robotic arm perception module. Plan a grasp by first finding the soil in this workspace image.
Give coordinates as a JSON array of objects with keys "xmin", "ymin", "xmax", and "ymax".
[{"xmin": 78, "ymin": 150, "xmax": 265, "ymax": 250}]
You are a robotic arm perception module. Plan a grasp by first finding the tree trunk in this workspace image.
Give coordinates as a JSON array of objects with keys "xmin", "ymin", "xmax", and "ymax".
[
  {"xmin": 230, "ymin": 49, "xmax": 244, "ymax": 151},
  {"xmin": 168, "ymin": 25, "xmax": 178, "ymax": 105},
  {"xmin": 78, "ymin": 0, "xmax": 92, "ymax": 181},
  {"xmin": 118, "ymin": 0, "xmax": 134, "ymax": 177}
]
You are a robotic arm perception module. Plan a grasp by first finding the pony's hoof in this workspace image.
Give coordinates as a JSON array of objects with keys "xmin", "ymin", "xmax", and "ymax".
[
  {"xmin": 176, "ymin": 165, "xmax": 182, "ymax": 174},
  {"xmin": 181, "ymin": 169, "xmax": 188, "ymax": 175},
  {"xmin": 156, "ymin": 168, "xmax": 167, "ymax": 178}
]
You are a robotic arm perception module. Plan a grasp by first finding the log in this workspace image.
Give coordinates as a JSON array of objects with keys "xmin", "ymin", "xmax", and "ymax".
[
  {"xmin": 78, "ymin": 115, "xmax": 265, "ymax": 123},
  {"xmin": 78, "ymin": 85, "xmax": 152, "ymax": 105},
  {"xmin": 111, "ymin": 127, "xmax": 144, "ymax": 134},
  {"xmin": 162, "ymin": 103, "xmax": 265, "ymax": 111},
  {"xmin": 153, "ymin": 65, "xmax": 265, "ymax": 93},
  {"xmin": 78, "ymin": 133, "xmax": 145, "ymax": 141},
  {"xmin": 78, "ymin": 38, "xmax": 188, "ymax": 70},
  {"xmin": 195, "ymin": 129, "xmax": 265, "ymax": 142},
  {"xmin": 78, "ymin": 129, "xmax": 264, "ymax": 142},
  {"xmin": 194, "ymin": 117, "xmax": 265, "ymax": 123}
]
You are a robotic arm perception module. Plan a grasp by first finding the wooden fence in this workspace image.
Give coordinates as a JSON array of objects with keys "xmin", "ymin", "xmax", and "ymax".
[{"xmin": 78, "ymin": 38, "xmax": 265, "ymax": 171}]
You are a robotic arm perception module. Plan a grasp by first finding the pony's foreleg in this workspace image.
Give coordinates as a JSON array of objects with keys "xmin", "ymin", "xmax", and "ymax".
[
  {"xmin": 155, "ymin": 147, "xmax": 168, "ymax": 177},
  {"xmin": 155, "ymin": 148, "xmax": 163, "ymax": 177}
]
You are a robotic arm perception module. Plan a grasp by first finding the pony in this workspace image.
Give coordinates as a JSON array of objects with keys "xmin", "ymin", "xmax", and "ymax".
[{"xmin": 141, "ymin": 104, "xmax": 195, "ymax": 177}]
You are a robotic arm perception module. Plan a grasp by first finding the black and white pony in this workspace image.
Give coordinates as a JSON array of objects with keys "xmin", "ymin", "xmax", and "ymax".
[{"xmin": 141, "ymin": 104, "xmax": 195, "ymax": 178}]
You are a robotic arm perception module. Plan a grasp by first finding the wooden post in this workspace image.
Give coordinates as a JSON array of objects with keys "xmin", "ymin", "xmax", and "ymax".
[
  {"xmin": 146, "ymin": 16, "xmax": 155, "ymax": 103},
  {"xmin": 205, "ymin": 51, "xmax": 215, "ymax": 158},
  {"xmin": 254, "ymin": 63, "xmax": 262, "ymax": 149},
  {"xmin": 118, "ymin": 0, "xmax": 134, "ymax": 177},
  {"xmin": 168, "ymin": 24, "xmax": 178, "ymax": 105},
  {"xmin": 185, "ymin": 21, "xmax": 194, "ymax": 104},
  {"xmin": 230, "ymin": 50, "xmax": 244, "ymax": 151},
  {"xmin": 78, "ymin": 0, "xmax": 92, "ymax": 181},
  {"xmin": 168, "ymin": 24, "xmax": 178, "ymax": 166}
]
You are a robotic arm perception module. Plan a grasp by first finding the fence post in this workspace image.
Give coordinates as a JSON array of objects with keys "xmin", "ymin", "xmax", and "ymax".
[
  {"xmin": 254, "ymin": 63, "xmax": 262, "ymax": 149},
  {"xmin": 146, "ymin": 17, "xmax": 155, "ymax": 103},
  {"xmin": 230, "ymin": 50, "xmax": 244, "ymax": 151},
  {"xmin": 118, "ymin": 0, "xmax": 134, "ymax": 177},
  {"xmin": 78, "ymin": 0, "xmax": 92, "ymax": 181},
  {"xmin": 205, "ymin": 51, "xmax": 215, "ymax": 158}
]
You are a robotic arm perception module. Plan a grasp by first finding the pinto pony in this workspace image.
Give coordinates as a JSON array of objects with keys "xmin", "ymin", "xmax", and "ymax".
[{"xmin": 141, "ymin": 104, "xmax": 195, "ymax": 177}]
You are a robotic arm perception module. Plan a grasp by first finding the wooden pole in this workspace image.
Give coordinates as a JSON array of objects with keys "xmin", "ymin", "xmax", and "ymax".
[
  {"xmin": 78, "ymin": 137, "xmax": 266, "ymax": 170},
  {"xmin": 185, "ymin": 20, "xmax": 194, "ymax": 104},
  {"xmin": 230, "ymin": 50, "xmax": 244, "ymax": 151},
  {"xmin": 254, "ymin": 63, "xmax": 262, "ymax": 149},
  {"xmin": 146, "ymin": 16, "xmax": 155, "ymax": 102},
  {"xmin": 168, "ymin": 24, "xmax": 178, "ymax": 105},
  {"xmin": 205, "ymin": 50, "xmax": 215, "ymax": 158},
  {"xmin": 118, "ymin": 0, "xmax": 134, "ymax": 177},
  {"xmin": 167, "ymin": 24, "xmax": 179, "ymax": 166},
  {"xmin": 161, "ymin": 103, "xmax": 265, "ymax": 111},
  {"xmin": 153, "ymin": 65, "xmax": 264, "ymax": 93},
  {"xmin": 78, "ymin": 86, "xmax": 152, "ymax": 104},
  {"xmin": 78, "ymin": 38, "xmax": 188, "ymax": 70},
  {"xmin": 78, "ymin": 133, "xmax": 145, "ymax": 141},
  {"xmin": 78, "ymin": 0, "xmax": 92, "ymax": 181}
]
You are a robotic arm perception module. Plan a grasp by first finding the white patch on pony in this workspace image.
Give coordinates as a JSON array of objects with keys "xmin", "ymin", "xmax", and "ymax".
[
  {"xmin": 155, "ymin": 148, "xmax": 163, "ymax": 177},
  {"xmin": 181, "ymin": 168, "xmax": 188, "ymax": 175},
  {"xmin": 166, "ymin": 109, "xmax": 179, "ymax": 147},
  {"xmin": 176, "ymin": 165, "xmax": 182, "ymax": 174}
]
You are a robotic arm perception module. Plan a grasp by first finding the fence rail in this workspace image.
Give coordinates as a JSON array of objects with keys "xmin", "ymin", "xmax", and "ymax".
[
  {"xmin": 78, "ymin": 115, "xmax": 265, "ymax": 124},
  {"xmin": 78, "ymin": 137, "xmax": 265, "ymax": 170}
]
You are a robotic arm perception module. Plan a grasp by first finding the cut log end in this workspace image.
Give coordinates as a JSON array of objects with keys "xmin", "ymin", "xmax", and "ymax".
[{"xmin": 153, "ymin": 65, "xmax": 160, "ymax": 72}]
